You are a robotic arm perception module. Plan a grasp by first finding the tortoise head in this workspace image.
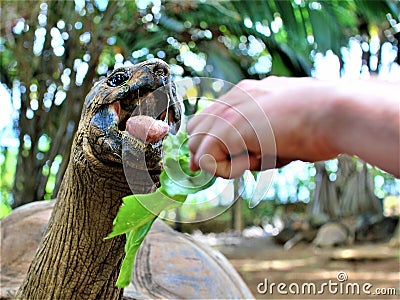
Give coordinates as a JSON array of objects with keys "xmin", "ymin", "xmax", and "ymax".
[{"xmin": 76, "ymin": 59, "xmax": 181, "ymax": 173}]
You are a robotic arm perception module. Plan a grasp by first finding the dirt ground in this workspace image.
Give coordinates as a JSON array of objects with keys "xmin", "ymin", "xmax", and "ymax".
[{"xmin": 211, "ymin": 237, "xmax": 399, "ymax": 299}]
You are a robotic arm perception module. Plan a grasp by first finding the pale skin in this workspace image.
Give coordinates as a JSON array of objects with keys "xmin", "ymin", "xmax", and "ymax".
[{"xmin": 187, "ymin": 76, "xmax": 399, "ymax": 179}]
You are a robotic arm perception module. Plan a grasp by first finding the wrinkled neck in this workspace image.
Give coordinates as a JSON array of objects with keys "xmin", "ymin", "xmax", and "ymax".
[
  {"xmin": 18, "ymin": 151, "xmax": 156, "ymax": 299},
  {"xmin": 57, "ymin": 159, "xmax": 131, "ymax": 239}
]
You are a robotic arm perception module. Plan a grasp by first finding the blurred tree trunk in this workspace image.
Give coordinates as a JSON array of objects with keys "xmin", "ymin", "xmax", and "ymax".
[
  {"xmin": 4, "ymin": 1, "xmax": 117, "ymax": 207},
  {"xmin": 339, "ymin": 159, "xmax": 382, "ymax": 216},
  {"xmin": 231, "ymin": 178, "xmax": 244, "ymax": 233},
  {"xmin": 309, "ymin": 156, "xmax": 382, "ymax": 219},
  {"xmin": 309, "ymin": 161, "xmax": 340, "ymax": 219}
]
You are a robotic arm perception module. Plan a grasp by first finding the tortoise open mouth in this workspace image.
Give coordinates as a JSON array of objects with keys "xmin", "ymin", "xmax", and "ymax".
[
  {"xmin": 88, "ymin": 59, "xmax": 181, "ymax": 167},
  {"xmin": 111, "ymin": 83, "xmax": 180, "ymax": 146}
]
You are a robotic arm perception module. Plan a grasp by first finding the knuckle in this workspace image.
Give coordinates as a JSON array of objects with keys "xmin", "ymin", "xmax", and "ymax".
[{"xmin": 235, "ymin": 79, "xmax": 254, "ymax": 91}]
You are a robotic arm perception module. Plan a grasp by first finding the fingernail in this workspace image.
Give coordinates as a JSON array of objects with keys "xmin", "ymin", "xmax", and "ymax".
[{"xmin": 198, "ymin": 154, "xmax": 217, "ymax": 176}]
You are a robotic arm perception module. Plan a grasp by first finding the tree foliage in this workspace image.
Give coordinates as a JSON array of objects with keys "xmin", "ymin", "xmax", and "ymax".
[{"xmin": 0, "ymin": 0, "xmax": 398, "ymax": 208}]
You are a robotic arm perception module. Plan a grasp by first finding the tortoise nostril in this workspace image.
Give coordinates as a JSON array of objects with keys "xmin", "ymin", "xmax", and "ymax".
[
  {"xmin": 153, "ymin": 64, "xmax": 169, "ymax": 78},
  {"xmin": 150, "ymin": 59, "xmax": 170, "ymax": 79}
]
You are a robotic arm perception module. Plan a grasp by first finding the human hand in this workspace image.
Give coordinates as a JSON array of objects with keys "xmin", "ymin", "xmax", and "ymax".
[{"xmin": 187, "ymin": 76, "xmax": 338, "ymax": 178}]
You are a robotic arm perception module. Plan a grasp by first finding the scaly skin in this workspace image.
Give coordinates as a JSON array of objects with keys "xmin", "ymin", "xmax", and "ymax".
[{"xmin": 17, "ymin": 59, "xmax": 181, "ymax": 300}]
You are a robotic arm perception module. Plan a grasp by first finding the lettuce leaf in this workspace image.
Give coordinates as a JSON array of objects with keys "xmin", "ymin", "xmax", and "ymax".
[{"xmin": 107, "ymin": 131, "xmax": 215, "ymax": 288}]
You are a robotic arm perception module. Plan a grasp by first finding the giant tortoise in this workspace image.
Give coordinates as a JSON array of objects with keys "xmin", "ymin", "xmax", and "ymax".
[{"xmin": 1, "ymin": 59, "xmax": 253, "ymax": 299}]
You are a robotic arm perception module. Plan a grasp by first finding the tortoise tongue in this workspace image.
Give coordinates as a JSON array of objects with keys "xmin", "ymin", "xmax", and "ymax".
[{"xmin": 125, "ymin": 115, "xmax": 169, "ymax": 144}]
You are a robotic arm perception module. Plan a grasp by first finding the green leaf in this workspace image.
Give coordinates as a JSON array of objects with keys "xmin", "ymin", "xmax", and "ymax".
[
  {"xmin": 161, "ymin": 131, "xmax": 216, "ymax": 197},
  {"xmin": 162, "ymin": 130, "xmax": 189, "ymax": 158},
  {"xmin": 115, "ymin": 220, "xmax": 156, "ymax": 287},
  {"xmin": 275, "ymin": 0, "xmax": 304, "ymax": 41},
  {"xmin": 108, "ymin": 130, "xmax": 217, "ymax": 287},
  {"xmin": 250, "ymin": 171, "xmax": 258, "ymax": 181},
  {"xmin": 106, "ymin": 189, "xmax": 178, "ymax": 239},
  {"xmin": 205, "ymin": 42, "xmax": 245, "ymax": 83},
  {"xmin": 161, "ymin": 156, "xmax": 216, "ymax": 197},
  {"xmin": 307, "ymin": 6, "xmax": 333, "ymax": 53}
]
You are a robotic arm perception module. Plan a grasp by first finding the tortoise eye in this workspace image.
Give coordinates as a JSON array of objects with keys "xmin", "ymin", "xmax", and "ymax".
[{"xmin": 108, "ymin": 72, "xmax": 130, "ymax": 87}]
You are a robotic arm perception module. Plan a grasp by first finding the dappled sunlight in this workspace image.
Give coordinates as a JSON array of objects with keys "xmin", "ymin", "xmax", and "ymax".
[
  {"xmin": 232, "ymin": 257, "xmax": 317, "ymax": 273},
  {"xmin": 220, "ymin": 240, "xmax": 399, "ymax": 299}
]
